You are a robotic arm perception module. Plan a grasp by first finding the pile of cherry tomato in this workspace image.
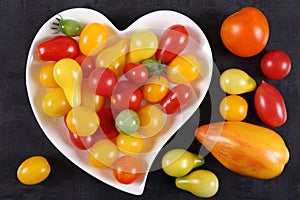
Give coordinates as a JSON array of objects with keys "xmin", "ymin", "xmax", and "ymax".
[{"xmin": 35, "ymin": 16, "xmax": 202, "ymax": 185}]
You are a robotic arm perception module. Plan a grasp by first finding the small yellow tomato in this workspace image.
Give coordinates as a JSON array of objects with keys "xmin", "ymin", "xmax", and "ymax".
[
  {"xmin": 17, "ymin": 156, "xmax": 51, "ymax": 185},
  {"xmin": 138, "ymin": 104, "xmax": 163, "ymax": 137},
  {"xmin": 116, "ymin": 132, "xmax": 144, "ymax": 154},
  {"xmin": 42, "ymin": 87, "xmax": 72, "ymax": 117},
  {"xmin": 39, "ymin": 62, "xmax": 59, "ymax": 88},
  {"xmin": 89, "ymin": 140, "xmax": 118, "ymax": 168},
  {"xmin": 143, "ymin": 75, "xmax": 169, "ymax": 103},
  {"xmin": 81, "ymin": 80, "xmax": 105, "ymax": 112},
  {"xmin": 219, "ymin": 95, "xmax": 248, "ymax": 121},
  {"xmin": 167, "ymin": 54, "xmax": 201, "ymax": 84},
  {"xmin": 66, "ymin": 106, "xmax": 100, "ymax": 136},
  {"xmin": 79, "ymin": 23, "xmax": 108, "ymax": 56}
]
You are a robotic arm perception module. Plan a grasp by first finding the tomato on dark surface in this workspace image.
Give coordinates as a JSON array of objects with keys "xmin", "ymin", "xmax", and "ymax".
[
  {"xmin": 112, "ymin": 155, "xmax": 142, "ymax": 184},
  {"xmin": 155, "ymin": 24, "xmax": 189, "ymax": 63},
  {"xmin": 160, "ymin": 84, "xmax": 193, "ymax": 114},
  {"xmin": 123, "ymin": 63, "xmax": 148, "ymax": 85},
  {"xmin": 111, "ymin": 80, "xmax": 143, "ymax": 111},
  {"xmin": 36, "ymin": 36, "xmax": 80, "ymax": 61},
  {"xmin": 260, "ymin": 50, "xmax": 291, "ymax": 80},
  {"xmin": 88, "ymin": 68, "xmax": 117, "ymax": 96},
  {"xmin": 97, "ymin": 108, "xmax": 119, "ymax": 139},
  {"xmin": 254, "ymin": 81, "xmax": 287, "ymax": 127}
]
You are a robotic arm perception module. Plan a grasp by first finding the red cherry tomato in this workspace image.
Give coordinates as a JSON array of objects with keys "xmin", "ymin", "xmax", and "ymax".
[
  {"xmin": 75, "ymin": 54, "xmax": 95, "ymax": 79},
  {"xmin": 160, "ymin": 84, "xmax": 192, "ymax": 114},
  {"xmin": 155, "ymin": 24, "xmax": 189, "ymax": 63},
  {"xmin": 69, "ymin": 130, "xmax": 97, "ymax": 150},
  {"xmin": 36, "ymin": 36, "xmax": 80, "ymax": 61},
  {"xmin": 220, "ymin": 7, "xmax": 269, "ymax": 57},
  {"xmin": 111, "ymin": 80, "xmax": 143, "ymax": 111},
  {"xmin": 254, "ymin": 81, "xmax": 287, "ymax": 127},
  {"xmin": 260, "ymin": 50, "xmax": 291, "ymax": 80},
  {"xmin": 97, "ymin": 108, "xmax": 119, "ymax": 139},
  {"xmin": 112, "ymin": 155, "xmax": 142, "ymax": 184},
  {"xmin": 123, "ymin": 63, "xmax": 148, "ymax": 85},
  {"xmin": 88, "ymin": 68, "xmax": 117, "ymax": 96}
]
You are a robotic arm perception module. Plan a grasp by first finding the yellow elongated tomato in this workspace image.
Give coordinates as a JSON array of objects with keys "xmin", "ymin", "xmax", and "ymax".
[
  {"xmin": 138, "ymin": 104, "xmax": 163, "ymax": 137},
  {"xmin": 195, "ymin": 122, "xmax": 290, "ymax": 179},
  {"xmin": 143, "ymin": 75, "xmax": 169, "ymax": 103},
  {"xmin": 42, "ymin": 87, "xmax": 71, "ymax": 117},
  {"xmin": 79, "ymin": 23, "xmax": 108, "ymax": 56},
  {"xmin": 127, "ymin": 31, "xmax": 158, "ymax": 63},
  {"xmin": 220, "ymin": 68, "xmax": 256, "ymax": 94},
  {"xmin": 116, "ymin": 132, "xmax": 144, "ymax": 154},
  {"xmin": 39, "ymin": 62, "xmax": 59, "ymax": 88},
  {"xmin": 17, "ymin": 156, "xmax": 51, "ymax": 185},
  {"xmin": 81, "ymin": 80, "xmax": 105, "ymax": 112},
  {"xmin": 53, "ymin": 58, "xmax": 82, "ymax": 107},
  {"xmin": 66, "ymin": 106, "xmax": 100, "ymax": 136},
  {"xmin": 96, "ymin": 38, "xmax": 130, "ymax": 76},
  {"xmin": 167, "ymin": 54, "xmax": 201, "ymax": 84},
  {"xmin": 89, "ymin": 140, "xmax": 118, "ymax": 168},
  {"xmin": 219, "ymin": 95, "xmax": 248, "ymax": 121}
]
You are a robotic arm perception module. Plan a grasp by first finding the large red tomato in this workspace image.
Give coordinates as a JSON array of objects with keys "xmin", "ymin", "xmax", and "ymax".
[{"xmin": 220, "ymin": 7, "xmax": 269, "ymax": 57}]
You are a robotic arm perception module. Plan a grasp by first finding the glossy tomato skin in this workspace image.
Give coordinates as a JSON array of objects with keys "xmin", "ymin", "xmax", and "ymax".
[
  {"xmin": 69, "ymin": 130, "xmax": 97, "ymax": 150},
  {"xmin": 97, "ymin": 108, "xmax": 119, "ymax": 139},
  {"xmin": 88, "ymin": 68, "xmax": 117, "ymax": 96},
  {"xmin": 221, "ymin": 7, "xmax": 269, "ymax": 57},
  {"xmin": 260, "ymin": 50, "xmax": 291, "ymax": 80},
  {"xmin": 155, "ymin": 24, "xmax": 189, "ymax": 63},
  {"xmin": 111, "ymin": 80, "xmax": 143, "ymax": 111},
  {"xmin": 143, "ymin": 75, "xmax": 169, "ymax": 103},
  {"xmin": 123, "ymin": 63, "xmax": 148, "ymax": 85},
  {"xmin": 113, "ymin": 155, "xmax": 142, "ymax": 184},
  {"xmin": 75, "ymin": 54, "xmax": 95, "ymax": 79},
  {"xmin": 160, "ymin": 84, "xmax": 192, "ymax": 114},
  {"xmin": 36, "ymin": 36, "xmax": 80, "ymax": 61},
  {"xmin": 254, "ymin": 81, "xmax": 287, "ymax": 127}
]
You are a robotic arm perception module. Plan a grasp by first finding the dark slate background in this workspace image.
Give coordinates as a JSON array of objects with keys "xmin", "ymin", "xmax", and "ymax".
[{"xmin": 1, "ymin": 0, "xmax": 299, "ymax": 199}]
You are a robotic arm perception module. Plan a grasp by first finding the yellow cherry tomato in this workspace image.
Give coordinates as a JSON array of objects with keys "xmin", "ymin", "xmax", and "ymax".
[
  {"xmin": 138, "ymin": 104, "xmax": 163, "ymax": 137},
  {"xmin": 219, "ymin": 95, "xmax": 248, "ymax": 121},
  {"xmin": 39, "ymin": 62, "xmax": 59, "ymax": 88},
  {"xmin": 42, "ymin": 87, "xmax": 71, "ymax": 117},
  {"xmin": 66, "ymin": 106, "xmax": 100, "ymax": 136},
  {"xmin": 17, "ymin": 156, "xmax": 51, "ymax": 185},
  {"xmin": 96, "ymin": 38, "xmax": 130, "ymax": 76},
  {"xmin": 143, "ymin": 75, "xmax": 169, "ymax": 103},
  {"xmin": 127, "ymin": 30, "xmax": 158, "ymax": 63},
  {"xmin": 79, "ymin": 23, "xmax": 108, "ymax": 56},
  {"xmin": 167, "ymin": 54, "xmax": 201, "ymax": 84},
  {"xmin": 89, "ymin": 140, "xmax": 118, "ymax": 168},
  {"xmin": 81, "ymin": 80, "xmax": 105, "ymax": 112},
  {"xmin": 116, "ymin": 132, "xmax": 144, "ymax": 154}
]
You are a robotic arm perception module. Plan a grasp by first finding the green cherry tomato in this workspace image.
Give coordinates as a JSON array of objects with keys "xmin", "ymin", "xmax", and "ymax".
[
  {"xmin": 51, "ymin": 15, "xmax": 83, "ymax": 37},
  {"xmin": 115, "ymin": 110, "xmax": 140, "ymax": 134}
]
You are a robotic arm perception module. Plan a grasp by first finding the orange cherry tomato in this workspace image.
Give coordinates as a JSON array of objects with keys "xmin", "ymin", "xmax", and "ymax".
[{"xmin": 220, "ymin": 7, "xmax": 269, "ymax": 57}]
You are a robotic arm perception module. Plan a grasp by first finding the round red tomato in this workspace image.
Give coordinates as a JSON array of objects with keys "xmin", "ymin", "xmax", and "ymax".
[
  {"xmin": 75, "ymin": 54, "xmax": 95, "ymax": 79},
  {"xmin": 123, "ymin": 63, "xmax": 148, "ymax": 85},
  {"xmin": 254, "ymin": 81, "xmax": 287, "ymax": 127},
  {"xmin": 260, "ymin": 50, "xmax": 291, "ymax": 80},
  {"xmin": 69, "ymin": 130, "xmax": 97, "ymax": 150},
  {"xmin": 112, "ymin": 155, "xmax": 142, "ymax": 184},
  {"xmin": 97, "ymin": 108, "xmax": 119, "ymax": 139},
  {"xmin": 111, "ymin": 80, "xmax": 143, "ymax": 111},
  {"xmin": 220, "ymin": 7, "xmax": 269, "ymax": 57},
  {"xmin": 88, "ymin": 68, "xmax": 117, "ymax": 96}
]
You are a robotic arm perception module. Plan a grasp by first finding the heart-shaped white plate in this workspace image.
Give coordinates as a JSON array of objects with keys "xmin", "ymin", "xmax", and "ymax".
[{"xmin": 26, "ymin": 8, "xmax": 213, "ymax": 195}]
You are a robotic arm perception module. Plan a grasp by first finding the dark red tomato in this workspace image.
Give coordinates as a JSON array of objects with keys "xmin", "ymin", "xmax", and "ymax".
[
  {"xmin": 160, "ymin": 84, "xmax": 192, "ymax": 114},
  {"xmin": 260, "ymin": 50, "xmax": 291, "ymax": 80},
  {"xmin": 88, "ymin": 68, "xmax": 117, "ymax": 96},
  {"xmin": 155, "ymin": 24, "xmax": 189, "ymax": 63},
  {"xmin": 36, "ymin": 36, "xmax": 80, "ymax": 61},
  {"xmin": 123, "ymin": 63, "xmax": 148, "ymax": 85},
  {"xmin": 254, "ymin": 81, "xmax": 287, "ymax": 127},
  {"xmin": 69, "ymin": 130, "xmax": 97, "ymax": 150},
  {"xmin": 111, "ymin": 80, "xmax": 143, "ymax": 111},
  {"xmin": 112, "ymin": 155, "xmax": 142, "ymax": 184},
  {"xmin": 97, "ymin": 108, "xmax": 119, "ymax": 139},
  {"xmin": 75, "ymin": 54, "xmax": 95, "ymax": 78}
]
